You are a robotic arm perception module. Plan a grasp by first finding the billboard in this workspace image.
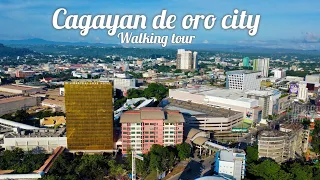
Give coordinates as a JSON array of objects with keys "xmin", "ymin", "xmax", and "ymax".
[{"xmin": 289, "ymin": 83, "xmax": 299, "ymax": 94}]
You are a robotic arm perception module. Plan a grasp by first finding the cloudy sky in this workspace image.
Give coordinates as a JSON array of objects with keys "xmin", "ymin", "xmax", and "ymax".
[{"xmin": 0, "ymin": 0, "xmax": 319, "ymax": 49}]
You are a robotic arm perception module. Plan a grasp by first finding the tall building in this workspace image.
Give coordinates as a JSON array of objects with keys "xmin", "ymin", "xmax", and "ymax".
[
  {"xmin": 214, "ymin": 148, "xmax": 246, "ymax": 180},
  {"xmin": 273, "ymin": 69, "xmax": 286, "ymax": 79},
  {"xmin": 120, "ymin": 107, "xmax": 184, "ymax": 155},
  {"xmin": 65, "ymin": 81, "xmax": 114, "ymax": 152},
  {"xmin": 242, "ymin": 57, "xmax": 250, "ymax": 67},
  {"xmin": 298, "ymin": 83, "xmax": 308, "ymax": 102},
  {"xmin": 176, "ymin": 49, "xmax": 198, "ymax": 70},
  {"xmin": 253, "ymin": 58, "xmax": 270, "ymax": 77},
  {"xmin": 226, "ymin": 70, "xmax": 262, "ymax": 91}
]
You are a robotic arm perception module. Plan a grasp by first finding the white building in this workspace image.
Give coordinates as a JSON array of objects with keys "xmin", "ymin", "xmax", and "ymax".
[
  {"xmin": 226, "ymin": 70, "xmax": 262, "ymax": 91},
  {"xmin": 273, "ymin": 69, "xmax": 286, "ymax": 79},
  {"xmin": 305, "ymin": 74, "xmax": 320, "ymax": 83},
  {"xmin": 215, "ymin": 148, "xmax": 246, "ymax": 180},
  {"xmin": 298, "ymin": 83, "xmax": 308, "ymax": 102},
  {"xmin": 177, "ymin": 49, "xmax": 197, "ymax": 70},
  {"xmin": 253, "ymin": 58, "xmax": 270, "ymax": 77}
]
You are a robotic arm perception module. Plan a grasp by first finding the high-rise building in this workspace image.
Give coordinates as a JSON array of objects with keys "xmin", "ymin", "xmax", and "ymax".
[
  {"xmin": 65, "ymin": 81, "xmax": 114, "ymax": 152},
  {"xmin": 273, "ymin": 69, "xmax": 286, "ymax": 79},
  {"xmin": 242, "ymin": 57, "xmax": 250, "ymax": 67},
  {"xmin": 298, "ymin": 83, "xmax": 308, "ymax": 102},
  {"xmin": 176, "ymin": 49, "xmax": 197, "ymax": 70},
  {"xmin": 120, "ymin": 107, "xmax": 184, "ymax": 155},
  {"xmin": 253, "ymin": 58, "xmax": 270, "ymax": 77},
  {"xmin": 226, "ymin": 70, "xmax": 262, "ymax": 91}
]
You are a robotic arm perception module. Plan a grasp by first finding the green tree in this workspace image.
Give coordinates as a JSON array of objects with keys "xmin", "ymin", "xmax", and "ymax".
[
  {"xmin": 108, "ymin": 160, "xmax": 126, "ymax": 178},
  {"xmin": 285, "ymin": 162, "xmax": 313, "ymax": 180},
  {"xmin": 247, "ymin": 159, "xmax": 292, "ymax": 180},
  {"xmin": 143, "ymin": 83, "xmax": 168, "ymax": 101},
  {"xmin": 245, "ymin": 144, "xmax": 258, "ymax": 163},
  {"xmin": 75, "ymin": 154, "xmax": 106, "ymax": 179},
  {"xmin": 176, "ymin": 143, "xmax": 191, "ymax": 161}
]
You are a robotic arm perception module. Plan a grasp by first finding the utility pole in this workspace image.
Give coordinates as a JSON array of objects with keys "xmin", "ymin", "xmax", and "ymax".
[{"xmin": 131, "ymin": 150, "xmax": 144, "ymax": 180}]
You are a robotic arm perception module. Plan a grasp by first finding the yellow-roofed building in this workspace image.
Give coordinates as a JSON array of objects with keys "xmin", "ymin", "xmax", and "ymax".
[{"xmin": 40, "ymin": 116, "xmax": 66, "ymax": 127}]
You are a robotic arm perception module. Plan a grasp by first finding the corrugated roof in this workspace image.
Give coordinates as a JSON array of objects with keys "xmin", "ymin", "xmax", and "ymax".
[
  {"xmin": 166, "ymin": 113, "xmax": 184, "ymax": 123},
  {"xmin": 187, "ymin": 128, "xmax": 202, "ymax": 139},
  {"xmin": 193, "ymin": 137, "xmax": 208, "ymax": 146},
  {"xmin": 141, "ymin": 111, "xmax": 164, "ymax": 120},
  {"xmin": 120, "ymin": 113, "xmax": 141, "ymax": 123}
]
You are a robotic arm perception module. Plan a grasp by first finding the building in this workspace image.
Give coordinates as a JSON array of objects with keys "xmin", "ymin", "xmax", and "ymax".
[
  {"xmin": 214, "ymin": 148, "xmax": 246, "ymax": 180},
  {"xmin": 258, "ymin": 123, "xmax": 307, "ymax": 163},
  {"xmin": 41, "ymin": 99, "xmax": 65, "ymax": 112},
  {"xmin": 298, "ymin": 83, "xmax": 308, "ymax": 102},
  {"xmin": 169, "ymin": 86, "xmax": 263, "ymax": 124},
  {"xmin": 305, "ymin": 74, "xmax": 320, "ymax": 83},
  {"xmin": 100, "ymin": 77, "xmax": 137, "ymax": 89},
  {"xmin": 273, "ymin": 69, "xmax": 286, "ymax": 79},
  {"xmin": 2, "ymin": 128, "xmax": 67, "ymax": 153},
  {"xmin": 0, "ymin": 96, "xmax": 40, "ymax": 116},
  {"xmin": 246, "ymin": 89, "xmax": 281, "ymax": 119},
  {"xmin": 40, "ymin": 116, "xmax": 66, "ymax": 127},
  {"xmin": 242, "ymin": 57, "xmax": 250, "ymax": 67},
  {"xmin": 177, "ymin": 49, "xmax": 198, "ymax": 70},
  {"xmin": 226, "ymin": 70, "xmax": 262, "ymax": 91},
  {"xmin": 253, "ymin": 58, "xmax": 270, "ymax": 77},
  {"xmin": 163, "ymin": 98, "xmax": 243, "ymax": 133},
  {"xmin": 64, "ymin": 81, "xmax": 114, "ymax": 152},
  {"xmin": 0, "ymin": 84, "xmax": 43, "ymax": 94},
  {"xmin": 120, "ymin": 107, "xmax": 184, "ymax": 155},
  {"xmin": 15, "ymin": 70, "xmax": 35, "ymax": 78}
]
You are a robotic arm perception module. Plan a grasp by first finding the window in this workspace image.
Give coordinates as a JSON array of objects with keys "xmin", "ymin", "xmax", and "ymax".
[
  {"xmin": 150, "ymin": 140, "xmax": 154, "ymax": 142},
  {"xmin": 145, "ymin": 132, "xmax": 149, "ymax": 134},
  {"xmin": 150, "ymin": 123, "xmax": 155, "ymax": 125},
  {"xmin": 131, "ymin": 127, "xmax": 135, "ymax": 130},
  {"xmin": 123, "ymin": 132, "xmax": 127, "ymax": 134},
  {"xmin": 145, "ymin": 123, "xmax": 149, "ymax": 125},
  {"xmin": 131, "ymin": 132, "xmax": 136, "ymax": 134},
  {"xmin": 123, "ymin": 128, "xmax": 127, "ymax": 130},
  {"xmin": 165, "ymin": 123, "xmax": 169, "ymax": 125},
  {"xmin": 170, "ymin": 131, "xmax": 174, "ymax": 134},
  {"xmin": 178, "ymin": 131, "xmax": 182, "ymax": 134},
  {"xmin": 150, "ymin": 136, "xmax": 154, "ymax": 138},
  {"xmin": 136, "ymin": 132, "xmax": 141, "ymax": 134},
  {"xmin": 136, "ymin": 123, "xmax": 141, "ymax": 125},
  {"xmin": 145, "ymin": 140, "xmax": 149, "ymax": 142},
  {"xmin": 145, "ymin": 136, "xmax": 149, "ymax": 138},
  {"xmin": 150, "ymin": 132, "xmax": 154, "ymax": 134}
]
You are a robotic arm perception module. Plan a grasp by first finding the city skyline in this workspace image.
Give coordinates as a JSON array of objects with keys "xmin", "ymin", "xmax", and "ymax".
[{"xmin": 0, "ymin": 0, "xmax": 319, "ymax": 49}]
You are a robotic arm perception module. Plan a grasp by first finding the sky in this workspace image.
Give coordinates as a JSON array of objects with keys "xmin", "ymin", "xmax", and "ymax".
[{"xmin": 0, "ymin": 0, "xmax": 320, "ymax": 49}]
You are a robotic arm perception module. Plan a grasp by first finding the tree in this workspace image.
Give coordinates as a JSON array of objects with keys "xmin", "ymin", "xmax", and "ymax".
[
  {"xmin": 108, "ymin": 160, "xmax": 126, "ymax": 178},
  {"xmin": 127, "ymin": 88, "xmax": 144, "ymax": 99},
  {"xmin": 284, "ymin": 162, "xmax": 313, "ymax": 180},
  {"xmin": 245, "ymin": 144, "xmax": 258, "ymax": 164},
  {"xmin": 143, "ymin": 83, "xmax": 168, "ymax": 101},
  {"xmin": 247, "ymin": 159, "xmax": 292, "ymax": 180},
  {"xmin": 176, "ymin": 143, "xmax": 191, "ymax": 161},
  {"xmin": 75, "ymin": 154, "xmax": 106, "ymax": 179}
]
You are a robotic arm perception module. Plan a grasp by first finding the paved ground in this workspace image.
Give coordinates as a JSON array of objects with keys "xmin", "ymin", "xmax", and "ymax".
[{"xmin": 168, "ymin": 154, "xmax": 215, "ymax": 180}]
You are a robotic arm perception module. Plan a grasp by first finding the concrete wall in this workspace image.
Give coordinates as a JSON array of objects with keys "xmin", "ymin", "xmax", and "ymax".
[{"xmin": 0, "ymin": 97, "xmax": 39, "ymax": 116}]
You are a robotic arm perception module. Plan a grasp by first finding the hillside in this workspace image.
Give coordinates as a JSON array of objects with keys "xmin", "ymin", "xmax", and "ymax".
[{"xmin": 0, "ymin": 43, "xmax": 39, "ymax": 57}]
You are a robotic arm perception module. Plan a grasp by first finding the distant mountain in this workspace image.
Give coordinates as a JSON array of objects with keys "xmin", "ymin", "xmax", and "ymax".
[
  {"xmin": 0, "ymin": 38, "xmax": 122, "ymax": 47},
  {"xmin": 0, "ymin": 43, "xmax": 39, "ymax": 57}
]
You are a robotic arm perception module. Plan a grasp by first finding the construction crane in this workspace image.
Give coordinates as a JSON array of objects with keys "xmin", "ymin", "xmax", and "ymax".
[{"xmin": 131, "ymin": 150, "xmax": 144, "ymax": 180}]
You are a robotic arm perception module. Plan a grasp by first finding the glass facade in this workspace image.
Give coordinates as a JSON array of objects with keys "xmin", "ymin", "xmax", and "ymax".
[{"xmin": 65, "ymin": 81, "xmax": 113, "ymax": 151}]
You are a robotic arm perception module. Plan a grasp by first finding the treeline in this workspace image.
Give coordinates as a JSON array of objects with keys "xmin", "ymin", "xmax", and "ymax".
[
  {"xmin": 0, "ymin": 148, "xmax": 48, "ymax": 174},
  {"xmin": 42, "ymin": 143, "xmax": 191, "ymax": 180},
  {"xmin": 0, "ymin": 43, "xmax": 38, "ymax": 57}
]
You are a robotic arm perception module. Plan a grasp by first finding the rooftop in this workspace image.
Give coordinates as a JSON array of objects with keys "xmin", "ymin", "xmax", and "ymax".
[
  {"xmin": 0, "ymin": 96, "xmax": 36, "ymax": 105},
  {"xmin": 220, "ymin": 148, "xmax": 246, "ymax": 162},
  {"xmin": 165, "ymin": 98, "xmax": 241, "ymax": 118},
  {"xmin": 120, "ymin": 107, "xmax": 184, "ymax": 123},
  {"xmin": 226, "ymin": 70, "xmax": 261, "ymax": 75},
  {"xmin": 0, "ymin": 84, "xmax": 41, "ymax": 91},
  {"xmin": 4, "ymin": 127, "xmax": 66, "ymax": 138}
]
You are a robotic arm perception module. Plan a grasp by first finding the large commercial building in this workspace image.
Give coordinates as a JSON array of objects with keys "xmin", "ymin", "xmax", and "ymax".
[
  {"xmin": 258, "ymin": 123, "xmax": 307, "ymax": 163},
  {"xmin": 0, "ymin": 84, "xmax": 43, "ymax": 94},
  {"xmin": 298, "ymin": 82, "xmax": 309, "ymax": 102},
  {"xmin": 64, "ymin": 81, "xmax": 114, "ymax": 152},
  {"xmin": 305, "ymin": 74, "xmax": 320, "ymax": 83},
  {"xmin": 120, "ymin": 107, "xmax": 184, "ymax": 155},
  {"xmin": 226, "ymin": 70, "xmax": 262, "ymax": 91},
  {"xmin": 253, "ymin": 58, "xmax": 270, "ymax": 77},
  {"xmin": 15, "ymin": 70, "xmax": 35, "ymax": 78},
  {"xmin": 0, "ymin": 96, "xmax": 40, "ymax": 116},
  {"xmin": 246, "ymin": 89, "xmax": 281, "ymax": 119},
  {"xmin": 214, "ymin": 148, "xmax": 246, "ymax": 180},
  {"xmin": 169, "ymin": 86, "xmax": 263, "ymax": 124},
  {"xmin": 163, "ymin": 98, "xmax": 243, "ymax": 132},
  {"xmin": 177, "ymin": 49, "xmax": 198, "ymax": 70}
]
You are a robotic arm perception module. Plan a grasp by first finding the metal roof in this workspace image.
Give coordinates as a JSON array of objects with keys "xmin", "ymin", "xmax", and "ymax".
[{"xmin": 0, "ymin": 118, "xmax": 40, "ymax": 130}]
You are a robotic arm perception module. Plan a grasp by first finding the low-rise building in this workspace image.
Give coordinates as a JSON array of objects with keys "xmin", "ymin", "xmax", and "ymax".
[
  {"xmin": 0, "ymin": 84, "xmax": 43, "ymax": 94},
  {"xmin": 2, "ymin": 128, "xmax": 67, "ymax": 153},
  {"xmin": 40, "ymin": 116, "xmax": 66, "ymax": 127},
  {"xmin": 258, "ymin": 123, "xmax": 307, "ymax": 163},
  {"xmin": 120, "ymin": 107, "xmax": 184, "ymax": 155},
  {"xmin": 0, "ymin": 96, "xmax": 40, "ymax": 116},
  {"xmin": 226, "ymin": 70, "xmax": 262, "ymax": 91},
  {"xmin": 214, "ymin": 148, "xmax": 246, "ymax": 180}
]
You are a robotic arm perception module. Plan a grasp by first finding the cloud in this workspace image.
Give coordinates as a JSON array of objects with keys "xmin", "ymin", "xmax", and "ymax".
[
  {"xmin": 203, "ymin": 40, "xmax": 209, "ymax": 44},
  {"xmin": 304, "ymin": 32, "xmax": 320, "ymax": 43}
]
